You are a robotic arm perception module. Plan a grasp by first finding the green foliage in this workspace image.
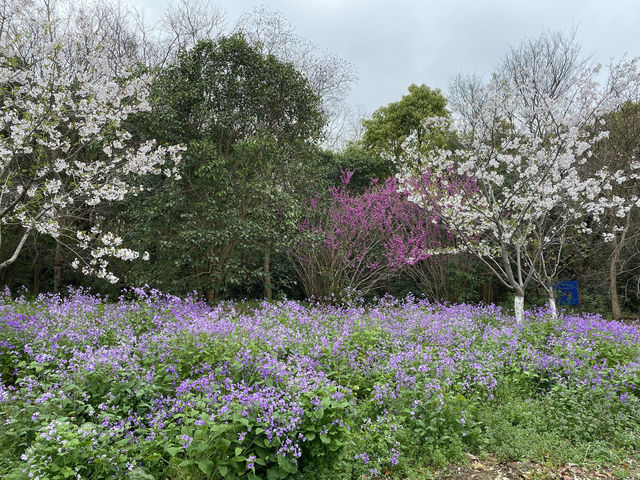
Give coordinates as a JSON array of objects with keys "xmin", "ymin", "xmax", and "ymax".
[
  {"xmin": 478, "ymin": 379, "xmax": 640, "ymax": 467},
  {"xmin": 327, "ymin": 143, "xmax": 395, "ymax": 191},
  {"xmin": 544, "ymin": 383, "xmax": 640, "ymax": 447},
  {"xmin": 397, "ymin": 390, "xmax": 482, "ymax": 465},
  {"xmin": 362, "ymin": 84, "xmax": 451, "ymax": 161},
  {"xmin": 114, "ymin": 34, "xmax": 326, "ymax": 300},
  {"xmin": 8, "ymin": 418, "xmax": 152, "ymax": 480}
]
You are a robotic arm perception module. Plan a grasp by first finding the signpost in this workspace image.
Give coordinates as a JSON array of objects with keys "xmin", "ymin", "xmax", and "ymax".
[{"xmin": 553, "ymin": 280, "xmax": 579, "ymax": 306}]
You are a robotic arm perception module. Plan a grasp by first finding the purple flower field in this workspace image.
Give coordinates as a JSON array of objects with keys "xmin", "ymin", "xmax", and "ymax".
[{"xmin": 1, "ymin": 288, "xmax": 639, "ymax": 479}]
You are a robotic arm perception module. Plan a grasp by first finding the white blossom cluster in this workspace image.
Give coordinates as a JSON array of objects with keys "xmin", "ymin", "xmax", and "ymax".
[
  {"xmin": 396, "ymin": 34, "xmax": 640, "ymax": 320},
  {"xmin": 0, "ymin": 9, "xmax": 184, "ymax": 281}
]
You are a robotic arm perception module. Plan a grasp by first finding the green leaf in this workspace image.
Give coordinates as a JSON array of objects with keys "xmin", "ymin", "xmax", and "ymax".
[
  {"xmin": 277, "ymin": 455, "xmax": 298, "ymax": 474},
  {"xmin": 165, "ymin": 446, "xmax": 181, "ymax": 457},
  {"xmin": 235, "ymin": 447, "xmax": 243, "ymax": 456},
  {"xmin": 5, "ymin": 472, "xmax": 29, "ymax": 480},
  {"xmin": 255, "ymin": 447, "xmax": 268, "ymax": 459},
  {"xmin": 211, "ymin": 424, "xmax": 229, "ymax": 437},
  {"xmin": 61, "ymin": 467, "xmax": 75, "ymax": 478},
  {"xmin": 197, "ymin": 459, "xmax": 215, "ymax": 476},
  {"xmin": 217, "ymin": 464, "xmax": 228, "ymax": 477},
  {"xmin": 319, "ymin": 434, "xmax": 330, "ymax": 444},
  {"xmin": 195, "ymin": 441, "xmax": 210, "ymax": 452}
]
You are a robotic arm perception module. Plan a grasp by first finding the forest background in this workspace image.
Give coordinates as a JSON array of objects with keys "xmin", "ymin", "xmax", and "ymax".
[{"xmin": 2, "ymin": 0, "xmax": 640, "ymax": 320}]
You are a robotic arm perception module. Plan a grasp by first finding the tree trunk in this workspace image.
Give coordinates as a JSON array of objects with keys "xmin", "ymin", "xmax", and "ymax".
[
  {"xmin": 514, "ymin": 290, "xmax": 525, "ymax": 323},
  {"xmin": 609, "ymin": 207, "xmax": 636, "ymax": 321},
  {"xmin": 610, "ymin": 244, "xmax": 622, "ymax": 320},
  {"xmin": 548, "ymin": 296, "xmax": 557, "ymax": 319},
  {"xmin": 33, "ymin": 260, "xmax": 40, "ymax": 295},
  {"xmin": 263, "ymin": 248, "xmax": 272, "ymax": 301},
  {"xmin": 54, "ymin": 240, "xmax": 63, "ymax": 294},
  {"xmin": 206, "ymin": 289, "xmax": 215, "ymax": 304},
  {"xmin": 2, "ymin": 261, "xmax": 15, "ymax": 290},
  {"xmin": 481, "ymin": 278, "xmax": 494, "ymax": 304}
]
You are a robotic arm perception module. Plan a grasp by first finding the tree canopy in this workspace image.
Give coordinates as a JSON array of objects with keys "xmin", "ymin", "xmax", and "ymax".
[
  {"xmin": 362, "ymin": 84, "xmax": 450, "ymax": 160},
  {"xmin": 120, "ymin": 34, "xmax": 326, "ymax": 300}
]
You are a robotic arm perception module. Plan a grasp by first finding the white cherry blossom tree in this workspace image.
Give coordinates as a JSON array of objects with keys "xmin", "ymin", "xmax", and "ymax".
[
  {"xmin": 398, "ymin": 32, "xmax": 640, "ymax": 322},
  {"xmin": 0, "ymin": 2, "xmax": 183, "ymax": 283}
]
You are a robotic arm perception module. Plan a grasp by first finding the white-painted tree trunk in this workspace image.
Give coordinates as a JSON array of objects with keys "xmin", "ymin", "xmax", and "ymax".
[
  {"xmin": 514, "ymin": 294, "xmax": 524, "ymax": 323},
  {"xmin": 548, "ymin": 296, "xmax": 557, "ymax": 319}
]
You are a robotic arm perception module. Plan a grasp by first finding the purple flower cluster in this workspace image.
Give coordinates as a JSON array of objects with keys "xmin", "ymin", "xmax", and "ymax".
[{"xmin": 0, "ymin": 287, "xmax": 638, "ymax": 477}]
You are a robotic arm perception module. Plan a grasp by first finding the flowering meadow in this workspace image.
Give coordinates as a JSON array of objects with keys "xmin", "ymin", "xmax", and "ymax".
[{"xmin": 0, "ymin": 288, "xmax": 639, "ymax": 479}]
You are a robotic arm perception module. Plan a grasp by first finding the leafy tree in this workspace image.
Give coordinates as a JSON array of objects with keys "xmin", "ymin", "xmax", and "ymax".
[
  {"xmin": 325, "ymin": 143, "xmax": 394, "ymax": 193},
  {"xmin": 0, "ymin": 0, "xmax": 235, "ymax": 292},
  {"xmin": 362, "ymin": 84, "xmax": 450, "ymax": 161},
  {"xmin": 121, "ymin": 35, "xmax": 324, "ymax": 301},
  {"xmin": 237, "ymin": 7, "xmax": 356, "ymax": 148}
]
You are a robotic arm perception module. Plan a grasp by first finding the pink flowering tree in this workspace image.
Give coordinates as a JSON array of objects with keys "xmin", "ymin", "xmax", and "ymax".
[
  {"xmin": 293, "ymin": 171, "xmax": 462, "ymax": 300},
  {"xmin": 0, "ymin": 3, "xmax": 184, "ymax": 283},
  {"xmin": 397, "ymin": 32, "xmax": 640, "ymax": 321}
]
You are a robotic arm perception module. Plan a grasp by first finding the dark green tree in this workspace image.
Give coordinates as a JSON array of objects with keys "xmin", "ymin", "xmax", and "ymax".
[
  {"xmin": 324, "ymin": 143, "xmax": 393, "ymax": 193},
  {"xmin": 119, "ymin": 34, "xmax": 325, "ymax": 301}
]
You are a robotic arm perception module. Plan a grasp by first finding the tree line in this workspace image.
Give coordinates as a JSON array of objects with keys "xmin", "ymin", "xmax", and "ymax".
[{"xmin": 1, "ymin": 0, "xmax": 639, "ymax": 319}]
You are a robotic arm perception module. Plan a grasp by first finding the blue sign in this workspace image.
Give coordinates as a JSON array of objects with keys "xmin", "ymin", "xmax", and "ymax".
[{"xmin": 553, "ymin": 280, "xmax": 578, "ymax": 306}]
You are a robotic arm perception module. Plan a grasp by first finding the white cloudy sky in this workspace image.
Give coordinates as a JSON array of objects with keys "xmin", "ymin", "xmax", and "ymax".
[{"xmin": 127, "ymin": 0, "xmax": 640, "ymax": 116}]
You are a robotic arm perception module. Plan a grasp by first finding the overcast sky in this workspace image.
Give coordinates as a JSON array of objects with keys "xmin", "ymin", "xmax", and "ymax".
[{"xmin": 127, "ymin": 0, "xmax": 640, "ymax": 117}]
